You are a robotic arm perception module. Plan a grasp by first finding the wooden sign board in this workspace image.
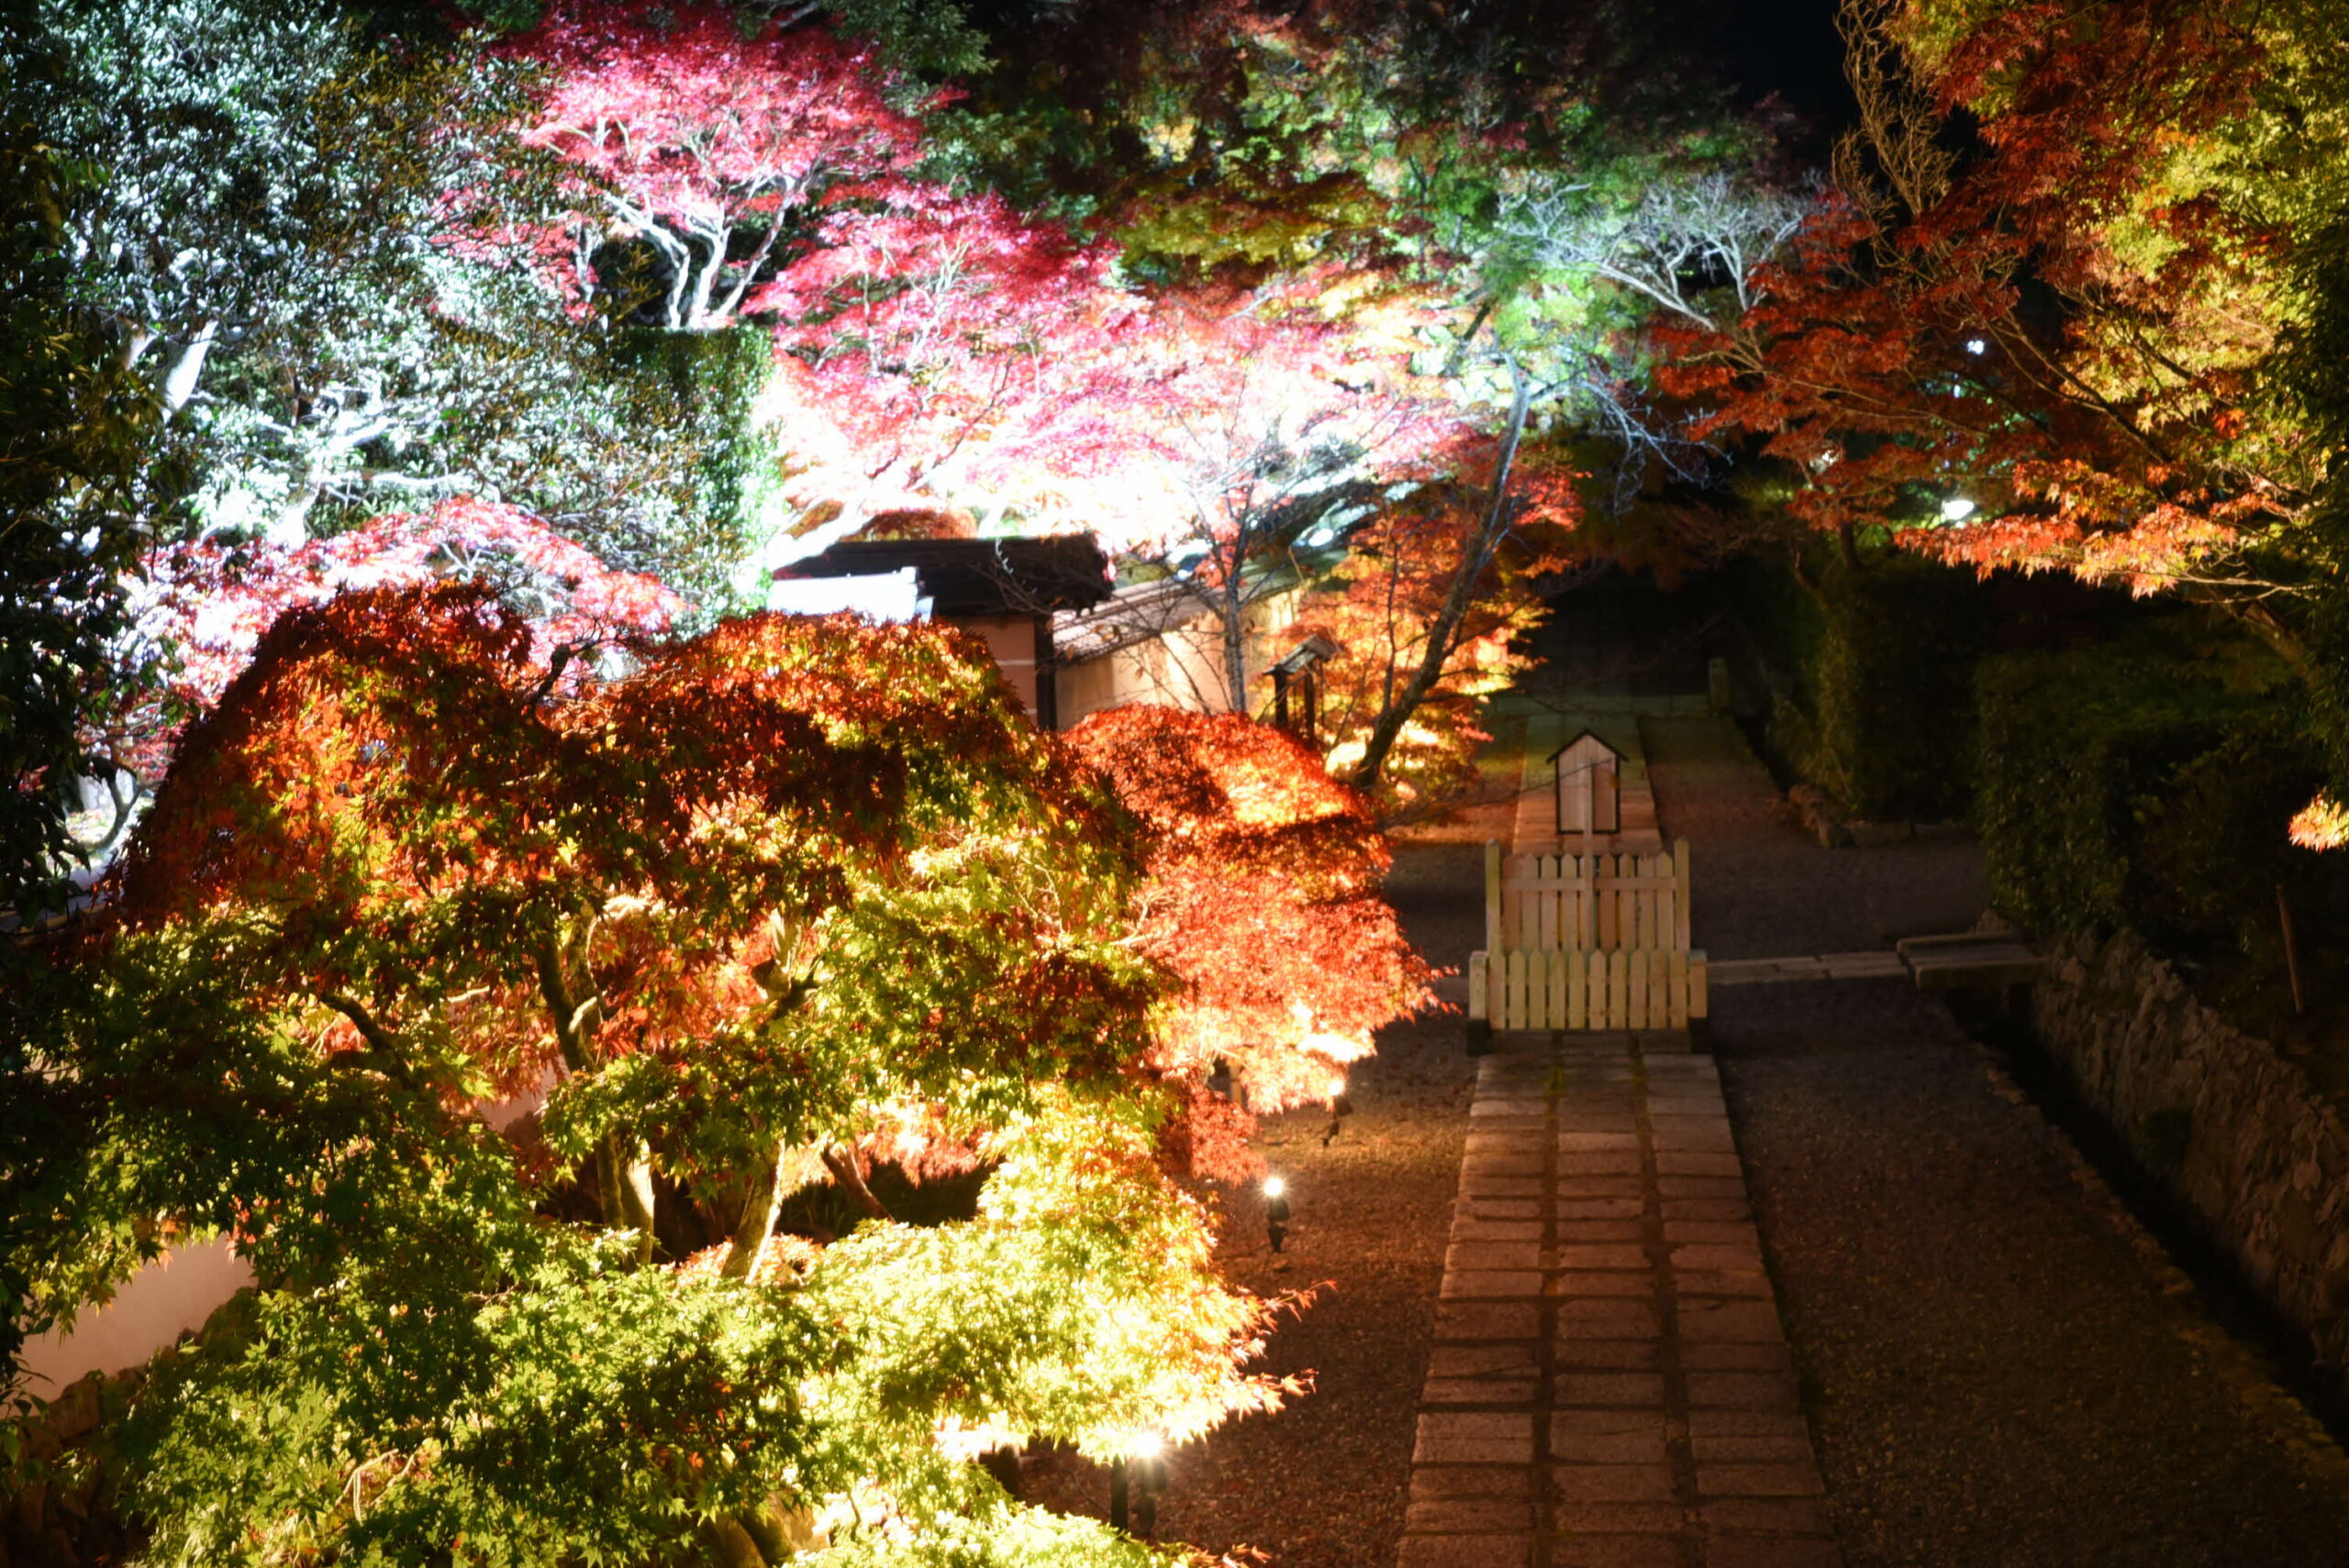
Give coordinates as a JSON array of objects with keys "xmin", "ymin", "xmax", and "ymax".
[{"xmin": 1550, "ymin": 729, "xmax": 1622, "ymax": 835}]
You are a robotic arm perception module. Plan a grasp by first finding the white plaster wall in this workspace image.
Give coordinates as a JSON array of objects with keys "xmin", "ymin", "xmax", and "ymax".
[{"xmin": 17, "ymin": 1238, "xmax": 253, "ymax": 1393}]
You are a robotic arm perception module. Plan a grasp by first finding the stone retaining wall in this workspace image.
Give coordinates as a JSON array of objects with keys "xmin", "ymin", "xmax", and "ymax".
[{"xmin": 2032, "ymin": 929, "xmax": 2349, "ymax": 1398}]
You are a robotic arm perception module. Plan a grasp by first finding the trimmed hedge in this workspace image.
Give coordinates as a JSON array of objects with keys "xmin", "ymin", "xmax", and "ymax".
[
  {"xmin": 1740, "ymin": 549, "xmax": 1992, "ymax": 821},
  {"xmin": 1973, "ymin": 628, "xmax": 2326, "ymax": 966}
]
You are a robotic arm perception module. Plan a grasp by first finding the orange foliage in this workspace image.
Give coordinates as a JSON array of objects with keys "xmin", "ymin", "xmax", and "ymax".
[
  {"xmin": 1662, "ymin": 0, "xmax": 2305, "ymax": 595},
  {"xmin": 1064, "ymin": 706, "xmax": 1435, "ymax": 1178}
]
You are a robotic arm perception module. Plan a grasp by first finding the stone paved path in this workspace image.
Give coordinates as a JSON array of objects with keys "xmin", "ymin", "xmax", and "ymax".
[{"xmin": 1400, "ymin": 1038, "xmax": 1841, "ymax": 1568}]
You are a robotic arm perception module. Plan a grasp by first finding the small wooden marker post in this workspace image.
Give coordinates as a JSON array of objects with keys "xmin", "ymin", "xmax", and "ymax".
[
  {"xmin": 2279, "ymin": 884, "xmax": 2308, "ymax": 1018},
  {"xmin": 1551, "ymin": 728, "xmax": 1622, "ymax": 838}
]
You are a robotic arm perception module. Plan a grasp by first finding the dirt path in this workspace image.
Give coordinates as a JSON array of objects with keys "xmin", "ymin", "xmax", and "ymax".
[{"xmin": 1647, "ymin": 714, "xmax": 2349, "ymax": 1566}]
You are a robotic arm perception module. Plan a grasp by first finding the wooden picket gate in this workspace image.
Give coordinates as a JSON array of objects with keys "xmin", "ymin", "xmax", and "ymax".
[{"xmin": 1468, "ymin": 839, "xmax": 1709, "ymax": 1031}]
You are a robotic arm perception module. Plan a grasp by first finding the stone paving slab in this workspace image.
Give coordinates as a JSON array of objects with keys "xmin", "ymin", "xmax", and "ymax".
[{"xmin": 1397, "ymin": 1040, "xmax": 1842, "ymax": 1568}]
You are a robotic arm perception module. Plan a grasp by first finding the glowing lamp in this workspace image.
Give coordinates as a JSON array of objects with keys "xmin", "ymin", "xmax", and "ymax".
[
  {"xmin": 1940, "ymin": 496, "xmax": 1977, "ymax": 524},
  {"xmin": 1110, "ymin": 1430, "xmax": 1170, "ymax": 1538},
  {"xmin": 1264, "ymin": 1175, "xmax": 1292, "ymax": 1254},
  {"xmin": 1965, "ymin": 337, "xmax": 1988, "ymax": 355}
]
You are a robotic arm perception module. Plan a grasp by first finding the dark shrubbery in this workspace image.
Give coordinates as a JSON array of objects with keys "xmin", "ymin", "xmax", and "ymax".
[
  {"xmin": 1738, "ymin": 548, "xmax": 1992, "ymax": 821},
  {"xmin": 1973, "ymin": 624, "xmax": 2331, "ymax": 972}
]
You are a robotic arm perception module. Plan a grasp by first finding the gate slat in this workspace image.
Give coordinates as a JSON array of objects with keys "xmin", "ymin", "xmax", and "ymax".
[
  {"xmin": 1580, "ymin": 856, "xmax": 1595, "ymax": 949},
  {"xmin": 1537, "ymin": 855, "xmax": 1558, "ymax": 951},
  {"xmin": 1674, "ymin": 840, "xmax": 1692, "ymax": 951},
  {"xmin": 1651, "ymin": 853, "xmax": 1668, "ymax": 952}
]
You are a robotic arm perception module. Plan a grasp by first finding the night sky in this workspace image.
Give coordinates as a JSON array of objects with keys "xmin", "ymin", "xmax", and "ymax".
[{"xmin": 1705, "ymin": 0, "xmax": 1858, "ymax": 153}]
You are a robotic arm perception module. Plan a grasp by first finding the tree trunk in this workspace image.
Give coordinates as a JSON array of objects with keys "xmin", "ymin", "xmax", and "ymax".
[
  {"xmin": 698, "ymin": 1516, "xmax": 769, "ymax": 1568},
  {"xmin": 1344, "ymin": 357, "xmax": 1533, "ymax": 792},
  {"xmin": 720, "ymin": 1142, "xmax": 786, "ymax": 1280},
  {"xmin": 1221, "ymin": 541, "xmax": 1251, "ymax": 716},
  {"xmin": 161, "ymin": 321, "xmax": 217, "ymax": 416},
  {"xmin": 616, "ymin": 1141, "xmax": 658, "ymax": 1265},
  {"xmin": 821, "ymin": 1145, "xmax": 892, "ymax": 1222}
]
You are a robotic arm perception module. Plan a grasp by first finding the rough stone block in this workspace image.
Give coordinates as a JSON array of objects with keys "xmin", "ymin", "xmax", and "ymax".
[
  {"xmin": 1398, "ymin": 1536, "xmax": 1531, "ymax": 1568},
  {"xmin": 1692, "ymin": 1432, "xmax": 1813, "ymax": 1463},
  {"xmin": 1675, "ymin": 1300, "xmax": 1787, "ymax": 1343},
  {"xmin": 1412, "ymin": 1466, "xmax": 1531, "ymax": 1498},
  {"xmin": 1463, "ymin": 1153, "xmax": 1549, "ymax": 1177},
  {"xmin": 1421, "ymin": 1377, "xmax": 1540, "ymax": 1405},
  {"xmin": 1557, "ymin": 1198, "xmax": 1645, "ymax": 1220},
  {"xmin": 1452, "ymin": 1218, "xmax": 1546, "ymax": 1243},
  {"xmin": 1699, "ymin": 1535, "xmax": 1842, "ymax": 1567},
  {"xmin": 1433, "ymin": 1302, "xmax": 1541, "ymax": 1340},
  {"xmin": 1687, "ymin": 1411, "xmax": 1810, "ymax": 1440},
  {"xmin": 1657, "ymin": 1176, "xmax": 1746, "ymax": 1200},
  {"xmin": 1442, "ymin": 1270, "xmax": 1546, "ymax": 1299},
  {"xmin": 1447, "ymin": 1240, "xmax": 1545, "ymax": 1271},
  {"xmin": 1406, "ymin": 1494, "xmax": 1534, "ymax": 1532},
  {"xmin": 1685, "ymin": 1372, "xmax": 1800, "ymax": 1411},
  {"xmin": 1413, "ymin": 1411, "xmax": 1535, "ymax": 1464},
  {"xmin": 1700, "ymin": 1498, "xmax": 1830, "ymax": 1534},
  {"xmin": 1461, "ymin": 1174, "xmax": 1548, "ymax": 1198},
  {"xmin": 1553, "ymin": 1272, "xmax": 1660, "ymax": 1298},
  {"xmin": 1553, "ymin": 1339, "xmax": 1662, "ymax": 1371},
  {"xmin": 1681, "ymin": 1341, "xmax": 1794, "ymax": 1373},
  {"xmin": 1673, "ymin": 1243, "xmax": 1766, "ymax": 1273},
  {"xmin": 1548, "ymin": 1410, "xmax": 1669, "ymax": 1462},
  {"xmin": 1548, "ymin": 1536, "xmax": 1686, "ymax": 1568},
  {"xmin": 1554, "ymin": 1177, "xmax": 1646, "ymax": 1198},
  {"xmin": 1555, "ymin": 1297, "xmax": 1661, "ymax": 1339},
  {"xmin": 1557, "ymin": 1131, "xmax": 1642, "ymax": 1151},
  {"xmin": 1552, "ymin": 1372, "xmax": 1667, "ymax": 1407},
  {"xmin": 1551, "ymin": 1463, "xmax": 1677, "ymax": 1503},
  {"xmin": 1558, "ymin": 1151, "xmax": 1646, "ymax": 1176},
  {"xmin": 1553, "ymin": 1243, "xmax": 1649, "ymax": 1271},
  {"xmin": 1655, "ymin": 1151, "xmax": 1744, "ymax": 1178},
  {"xmin": 1695, "ymin": 1462, "xmax": 1823, "ymax": 1497},
  {"xmin": 1549, "ymin": 1502, "xmax": 1687, "ymax": 1534}
]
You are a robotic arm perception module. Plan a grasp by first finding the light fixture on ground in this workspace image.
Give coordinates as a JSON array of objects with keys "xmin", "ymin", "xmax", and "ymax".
[
  {"xmin": 1108, "ymin": 1430, "xmax": 1167, "ymax": 1538},
  {"xmin": 1940, "ymin": 496, "xmax": 1977, "ymax": 525},
  {"xmin": 1264, "ymin": 1174, "xmax": 1291, "ymax": 1254}
]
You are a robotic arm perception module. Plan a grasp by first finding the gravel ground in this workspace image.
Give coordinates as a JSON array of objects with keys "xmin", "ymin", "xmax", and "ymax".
[
  {"xmin": 1638, "ymin": 714, "xmax": 1987, "ymax": 960},
  {"xmin": 1021, "ymin": 840, "xmax": 1484, "ymax": 1563},
  {"xmin": 1648, "ymin": 714, "xmax": 2349, "ymax": 1566}
]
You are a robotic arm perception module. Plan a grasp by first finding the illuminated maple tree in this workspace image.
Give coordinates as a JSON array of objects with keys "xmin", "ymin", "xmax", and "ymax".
[
  {"xmin": 1655, "ymin": 0, "xmax": 2346, "ymax": 609},
  {"xmin": 1295, "ymin": 459, "xmax": 1572, "ymax": 808},
  {"xmin": 1065, "ymin": 705, "xmax": 1433, "ymax": 1179},
  {"xmin": 13, "ymin": 586, "xmax": 1291, "ymax": 1563},
  {"xmin": 61, "ymin": 498, "xmax": 681, "ymax": 875}
]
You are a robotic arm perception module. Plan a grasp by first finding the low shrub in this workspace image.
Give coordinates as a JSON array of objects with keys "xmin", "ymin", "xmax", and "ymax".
[
  {"xmin": 1736, "ymin": 546, "xmax": 1992, "ymax": 820},
  {"xmin": 1973, "ymin": 622, "xmax": 2329, "ymax": 970}
]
